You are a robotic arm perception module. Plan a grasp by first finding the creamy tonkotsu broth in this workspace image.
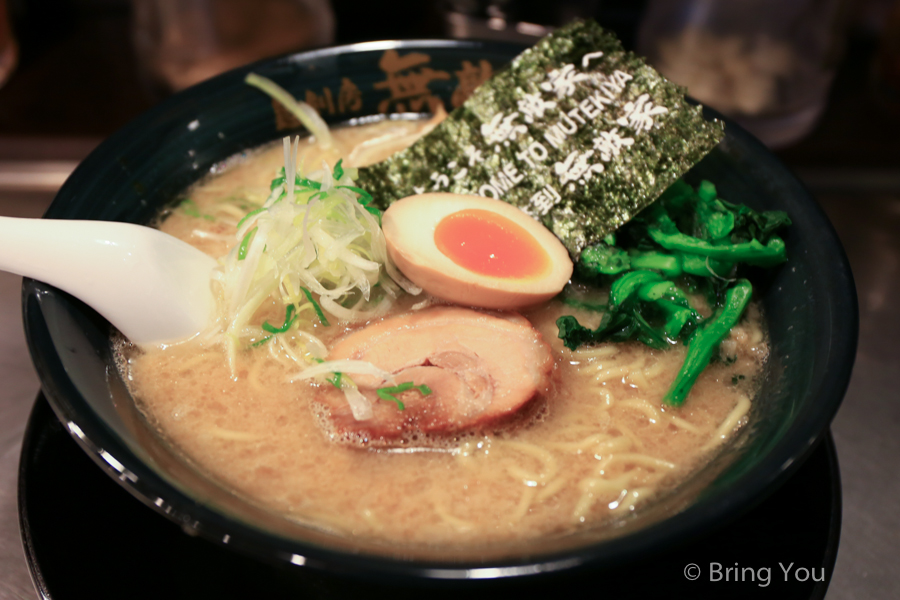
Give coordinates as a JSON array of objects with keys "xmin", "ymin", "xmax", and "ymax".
[{"xmin": 121, "ymin": 119, "xmax": 768, "ymax": 546}]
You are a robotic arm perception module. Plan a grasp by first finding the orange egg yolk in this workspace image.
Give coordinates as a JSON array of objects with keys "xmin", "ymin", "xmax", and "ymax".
[{"xmin": 434, "ymin": 209, "xmax": 551, "ymax": 279}]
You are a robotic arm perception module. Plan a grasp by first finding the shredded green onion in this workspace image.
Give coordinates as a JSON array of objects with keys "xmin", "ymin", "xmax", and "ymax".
[
  {"xmin": 327, "ymin": 372, "xmax": 343, "ymax": 389},
  {"xmin": 180, "ymin": 198, "xmax": 201, "ymax": 217},
  {"xmin": 237, "ymin": 227, "xmax": 258, "ymax": 260},
  {"xmin": 214, "ymin": 76, "xmax": 423, "ymax": 411},
  {"xmin": 376, "ymin": 382, "xmax": 433, "ymax": 411},
  {"xmin": 300, "ymin": 287, "xmax": 329, "ymax": 326},
  {"xmin": 180, "ymin": 198, "xmax": 214, "ymax": 221},
  {"xmin": 250, "ymin": 335, "xmax": 273, "ymax": 347},
  {"xmin": 262, "ymin": 304, "xmax": 297, "ymax": 334},
  {"xmin": 237, "ymin": 207, "xmax": 266, "ymax": 229}
]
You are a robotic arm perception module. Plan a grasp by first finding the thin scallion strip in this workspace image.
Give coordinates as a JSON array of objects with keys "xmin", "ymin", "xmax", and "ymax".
[
  {"xmin": 251, "ymin": 335, "xmax": 273, "ymax": 347},
  {"xmin": 313, "ymin": 358, "xmax": 343, "ymax": 389},
  {"xmin": 333, "ymin": 158, "xmax": 344, "ymax": 181},
  {"xmin": 298, "ymin": 178, "xmax": 322, "ymax": 190},
  {"xmin": 237, "ymin": 207, "xmax": 267, "ymax": 230},
  {"xmin": 181, "ymin": 198, "xmax": 214, "ymax": 220},
  {"xmin": 180, "ymin": 198, "xmax": 201, "ymax": 217},
  {"xmin": 376, "ymin": 382, "xmax": 433, "ymax": 411},
  {"xmin": 327, "ymin": 372, "xmax": 343, "ymax": 389},
  {"xmin": 300, "ymin": 287, "xmax": 330, "ymax": 326},
  {"xmin": 237, "ymin": 226, "xmax": 258, "ymax": 260},
  {"xmin": 262, "ymin": 304, "xmax": 297, "ymax": 334}
]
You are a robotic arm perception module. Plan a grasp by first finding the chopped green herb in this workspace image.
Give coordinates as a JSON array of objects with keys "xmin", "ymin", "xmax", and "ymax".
[
  {"xmin": 300, "ymin": 287, "xmax": 329, "ymax": 326},
  {"xmin": 332, "ymin": 158, "xmax": 344, "ymax": 181},
  {"xmin": 327, "ymin": 372, "xmax": 343, "ymax": 389},
  {"xmin": 312, "ymin": 358, "xmax": 342, "ymax": 388},
  {"xmin": 376, "ymin": 382, "xmax": 433, "ymax": 411},
  {"xmin": 180, "ymin": 198, "xmax": 214, "ymax": 221},
  {"xmin": 180, "ymin": 198, "xmax": 201, "ymax": 217},
  {"xmin": 251, "ymin": 335, "xmax": 273, "ymax": 347},
  {"xmin": 237, "ymin": 207, "xmax": 266, "ymax": 229},
  {"xmin": 297, "ymin": 178, "xmax": 322, "ymax": 190},
  {"xmin": 237, "ymin": 226, "xmax": 258, "ymax": 260},
  {"xmin": 262, "ymin": 304, "xmax": 297, "ymax": 334}
]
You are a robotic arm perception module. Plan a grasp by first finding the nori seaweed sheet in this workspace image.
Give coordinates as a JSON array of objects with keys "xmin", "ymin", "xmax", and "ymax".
[{"xmin": 357, "ymin": 20, "xmax": 724, "ymax": 258}]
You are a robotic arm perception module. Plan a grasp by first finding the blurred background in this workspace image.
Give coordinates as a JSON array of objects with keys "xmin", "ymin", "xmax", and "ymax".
[{"xmin": 0, "ymin": 1, "xmax": 898, "ymax": 599}]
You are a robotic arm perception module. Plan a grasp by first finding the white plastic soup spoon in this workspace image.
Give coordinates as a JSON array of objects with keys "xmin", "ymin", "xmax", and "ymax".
[{"xmin": 0, "ymin": 216, "xmax": 217, "ymax": 345}]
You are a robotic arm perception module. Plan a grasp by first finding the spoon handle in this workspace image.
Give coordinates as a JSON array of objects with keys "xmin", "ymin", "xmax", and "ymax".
[{"xmin": 0, "ymin": 216, "xmax": 217, "ymax": 345}]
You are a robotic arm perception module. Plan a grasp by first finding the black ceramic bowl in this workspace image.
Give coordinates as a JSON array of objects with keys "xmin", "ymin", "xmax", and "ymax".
[{"xmin": 22, "ymin": 40, "xmax": 857, "ymax": 581}]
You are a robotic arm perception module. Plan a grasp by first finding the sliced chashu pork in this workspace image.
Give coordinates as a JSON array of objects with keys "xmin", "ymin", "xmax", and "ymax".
[{"xmin": 315, "ymin": 306, "xmax": 553, "ymax": 444}]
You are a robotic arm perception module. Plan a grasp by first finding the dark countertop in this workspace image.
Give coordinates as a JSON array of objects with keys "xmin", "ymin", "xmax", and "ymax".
[{"xmin": 0, "ymin": 9, "xmax": 898, "ymax": 600}]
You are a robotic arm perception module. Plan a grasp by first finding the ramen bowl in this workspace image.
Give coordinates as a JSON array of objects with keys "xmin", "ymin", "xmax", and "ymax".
[{"xmin": 22, "ymin": 40, "xmax": 857, "ymax": 580}]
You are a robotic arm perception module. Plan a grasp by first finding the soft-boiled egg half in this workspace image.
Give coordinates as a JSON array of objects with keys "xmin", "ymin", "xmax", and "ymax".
[{"xmin": 382, "ymin": 193, "xmax": 573, "ymax": 309}]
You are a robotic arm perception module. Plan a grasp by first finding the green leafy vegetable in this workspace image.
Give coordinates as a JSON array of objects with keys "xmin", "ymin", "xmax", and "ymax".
[
  {"xmin": 558, "ymin": 179, "xmax": 789, "ymax": 405},
  {"xmin": 664, "ymin": 280, "xmax": 753, "ymax": 406}
]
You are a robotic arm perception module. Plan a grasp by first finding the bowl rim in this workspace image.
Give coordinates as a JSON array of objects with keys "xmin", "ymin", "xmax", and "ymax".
[{"xmin": 22, "ymin": 37, "xmax": 859, "ymax": 581}]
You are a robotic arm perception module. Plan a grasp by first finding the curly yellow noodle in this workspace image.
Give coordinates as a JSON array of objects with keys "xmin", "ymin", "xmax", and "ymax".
[
  {"xmin": 203, "ymin": 424, "xmax": 260, "ymax": 441},
  {"xmin": 661, "ymin": 412, "xmax": 703, "ymax": 434},
  {"xmin": 506, "ymin": 465, "xmax": 543, "ymax": 485},
  {"xmin": 603, "ymin": 453, "xmax": 677, "ymax": 470},
  {"xmin": 508, "ymin": 486, "xmax": 538, "ymax": 524},
  {"xmin": 641, "ymin": 359, "xmax": 668, "ymax": 379},
  {"xmin": 610, "ymin": 423, "xmax": 645, "ymax": 451},
  {"xmin": 609, "ymin": 487, "xmax": 653, "ymax": 514},
  {"xmin": 433, "ymin": 500, "xmax": 475, "ymax": 533},
  {"xmin": 572, "ymin": 473, "xmax": 634, "ymax": 518},
  {"xmin": 535, "ymin": 477, "xmax": 568, "ymax": 502},
  {"xmin": 545, "ymin": 433, "xmax": 612, "ymax": 453},
  {"xmin": 616, "ymin": 399, "xmax": 662, "ymax": 424},
  {"xmin": 494, "ymin": 440, "xmax": 559, "ymax": 480},
  {"xmin": 212, "ymin": 203, "xmax": 247, "ymax": 220},
  {"xmin": 571, "ymin": 345, "xmax": 619, "ymax": 360},
  {"xmin": 702, "ymin": 395, "xmax": 751, "ymax": 451},
  {"xmin": 593, "ymin": 435, "xmax": 634, "ymax": 456},
  {"xmin": 593, "ymin": 356, "xmax": 646, "ymax": 383},
  {"xmin": 627, "ymin": 371, "xmax": 651, "ymax": 389}
]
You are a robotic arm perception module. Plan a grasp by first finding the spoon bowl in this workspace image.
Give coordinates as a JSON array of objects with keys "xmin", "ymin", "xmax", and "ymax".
[{"xmin": 0, "ymin": 216, "xmax": 216, "ymax": 344}]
